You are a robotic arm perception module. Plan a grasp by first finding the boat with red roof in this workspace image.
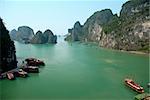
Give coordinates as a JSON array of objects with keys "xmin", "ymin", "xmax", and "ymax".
[{"xmin": 125, "ymin": 78, "xmax": 144, "ymax": 93}]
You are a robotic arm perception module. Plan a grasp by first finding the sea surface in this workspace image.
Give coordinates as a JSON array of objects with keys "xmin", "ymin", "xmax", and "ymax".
[{"xmin": 0, "ymin": 37, "xmax": 149, "ymax": 100}]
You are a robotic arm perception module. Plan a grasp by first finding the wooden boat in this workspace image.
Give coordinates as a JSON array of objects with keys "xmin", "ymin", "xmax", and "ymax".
[
  {"xmin": 125, "ymin": 78, "xmax": 144, "ymax": 93},
  {"xmin": 23, "ymin": 66, "xmax": 39, "ymax": 73},
  {"xmin": 25, "ymin": 58, "xmax": 45, "ymax": 66},
  {"xmin": 14, "ymin": 69, "xmax": 28, "ymax": 78},
  {"xmin": 6, "ymin": 72, "xmax": 15, "ymax": 80}
]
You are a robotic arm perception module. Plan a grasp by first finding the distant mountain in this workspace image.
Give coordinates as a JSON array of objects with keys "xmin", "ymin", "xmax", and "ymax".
[
  {"xmin": 65, "ymin": 0, "xmax": 150, "ymax": 53},
  {"xmin": 0, "ymin": 18, "xmax": 17, "ymax": 72},
  {"xmin": 30, "ymin": 29, "xmax": 57, "ymax": 44},
  {"xmin": 10, "ymin": 26, "xmax": 34, "ymax": 43},
  {"xmin": 10, "ymin": 26, "xmax": 57, "ymax": 44},
  {"xmin": 30, "ymin": 30, "xmax": 44, "ymax": 44}
]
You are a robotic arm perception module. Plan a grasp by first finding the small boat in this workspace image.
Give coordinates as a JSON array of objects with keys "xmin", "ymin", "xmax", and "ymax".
[
  {"xmin": 14, "ymin": 69, "xmax": 28, "ymax": 78},
  {"xmin": 125, "ymin": 78, "xmax": 144, "ymax": 93},
  {"xmin": 25, "ymin": 58, "xmax": 45, "ymax": 66},
  {"xmin": 6, "ymin": 72, "xmax": 15, "ymax": 80},
  {"xmin": 23, "ymin": 66, "xmax": 39, "ymax": 73}
]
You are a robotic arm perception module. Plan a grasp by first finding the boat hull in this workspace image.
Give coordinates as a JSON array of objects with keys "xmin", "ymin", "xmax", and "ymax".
[{"xmin": 124, "ymin": 79, "xmax": 144, "ymax": 93}]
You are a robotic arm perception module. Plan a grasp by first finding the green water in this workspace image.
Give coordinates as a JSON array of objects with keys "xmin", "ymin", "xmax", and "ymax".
[{"xmin": 0, "ymin": 37, "xmax": 149, "ymax": 100}]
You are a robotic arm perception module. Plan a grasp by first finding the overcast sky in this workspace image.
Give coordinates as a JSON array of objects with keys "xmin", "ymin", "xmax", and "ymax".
[{"xmin": 0, "ymin": 0, "xmax": 127, "ymax": 35}]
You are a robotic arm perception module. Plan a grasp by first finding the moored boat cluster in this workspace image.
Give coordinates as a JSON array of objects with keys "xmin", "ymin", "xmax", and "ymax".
[{"xmin": 0, "ymin": 58, "xmax": 45, "ymax": 80}]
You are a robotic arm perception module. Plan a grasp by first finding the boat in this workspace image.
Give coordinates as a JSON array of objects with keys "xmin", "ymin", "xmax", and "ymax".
[
  {"xmin": 125, "ymin": 78, "xmax": 144, "ymax": 93},
  {"xmin": 14, "ymin": 69, "xmax": 28, "ymax": 78},
  {"xmin": 25, "ymin": 58, "xmax": 45, "ymax": 66},
  {"xmin": 6, "ymin": 72, "xmax": 15, "ymax": 80},
  {"xmin": 23, "ymin": 66, "xmax": 39, "ymax": 73}
]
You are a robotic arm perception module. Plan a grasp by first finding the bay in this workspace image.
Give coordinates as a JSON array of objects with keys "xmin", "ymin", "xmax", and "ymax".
[{"xmin": 0, "ymin": 37, "xmax": 149, "ymax": 100}]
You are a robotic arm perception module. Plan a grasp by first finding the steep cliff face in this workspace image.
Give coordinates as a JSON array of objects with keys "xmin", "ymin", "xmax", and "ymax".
[
  {"xmin": 100, "ymin": 0, "xmax": 150, "ymax": 52},
  {"xmin": 0, "ymin": 18, "xmax": 17, "ymax": 73},
  {"xmin": 30, "ymin": 29, "xmax": 57, "ymax": 44},
  {"xmin": 82, "ymin": 9, "xmax": 114, "ymax": 42},
  {"xmin": 65, "ymin": 21, "xmax": 82, "ymax": 41},
  {"xmin": 65, "ymin": 0, "xmax": 150, "ymax": 53},
  {"xmin": 65, "ymin": 9, "xmax": 114, "ymax": 42}
]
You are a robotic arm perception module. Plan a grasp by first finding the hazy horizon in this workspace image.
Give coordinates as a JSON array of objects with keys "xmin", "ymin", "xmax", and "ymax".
[{"xmin": 0, "ymin": 0, "xmax": 127, "ymax": 35}]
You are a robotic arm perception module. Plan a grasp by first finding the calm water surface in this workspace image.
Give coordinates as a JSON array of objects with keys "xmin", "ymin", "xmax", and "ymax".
[{"xmin": 0, "ymin": 37, "xmax": 149, "ymax": 100}]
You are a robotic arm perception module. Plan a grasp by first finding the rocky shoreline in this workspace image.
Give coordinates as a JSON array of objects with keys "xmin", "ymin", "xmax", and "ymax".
[
  {"xmin": 68, "ymin": 40, "xmax": 149, "ymax": 56},
  {"xmin": 123, "ymin": 50, "xmax": 149, "ymax": 55}
]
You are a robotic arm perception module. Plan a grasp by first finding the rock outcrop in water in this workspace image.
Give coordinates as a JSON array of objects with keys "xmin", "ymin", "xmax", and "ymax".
[
  {"xmin": 0, "ymin": 18, "xmax": 17, "ymax": 73},
  {"xmin": 10, "ymin": 26, "xmax": 34, "ymax": 43},
  {"xmin": 65, "ymin": 21, "xmax": 82, "ymax": 41},
  {"xmin": 10, "ymin": 27, "xmax": 57, "ymax": 44},
  {"xmin": 30, "ymin": 29, "xmax": 57, "ymax": 44},
  {"xmin": 43, "ymin": 29, "xmax": 57, "ymax": 44},
  {"xmin": 30, "ymin": 31, "xmax": 44, "ymax": 44},
  {"xmin": 65, "ymin": 0, "xmax": 150, "ymax": 53}
]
